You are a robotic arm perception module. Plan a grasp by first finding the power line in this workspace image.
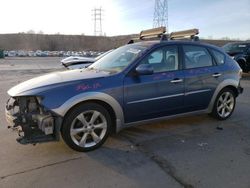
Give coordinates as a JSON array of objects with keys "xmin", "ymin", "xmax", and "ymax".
[
  {"xmin": 92, "ymin": 7, "xmax": 103, "ymax": 36},
  {"xmin": 153, "ymin": 0, "xmax": 168, "ymax": 32}
]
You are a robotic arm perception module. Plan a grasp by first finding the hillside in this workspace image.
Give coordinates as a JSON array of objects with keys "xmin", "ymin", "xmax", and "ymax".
[{"xmin": 0, "ymin": 33, "xmax": 238, "ymax": 51}]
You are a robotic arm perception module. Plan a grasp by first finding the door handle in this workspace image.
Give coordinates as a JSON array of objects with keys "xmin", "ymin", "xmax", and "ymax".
[
  {"xmin": 171, "ymin": 78, "xmax": 183, "ymax": 83},
  {"xmin": 212, "ymin": 73, "xmax": 222, "ymax": 78}
]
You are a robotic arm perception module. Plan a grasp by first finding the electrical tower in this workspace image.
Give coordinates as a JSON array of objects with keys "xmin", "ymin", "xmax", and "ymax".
[
  {"xmin": 92, "ymin": 7, "xmax": 103, "ymax": 36},
  {"xmin": 153, "ymin": 0, "xmax": 168, "ymax": 31}
]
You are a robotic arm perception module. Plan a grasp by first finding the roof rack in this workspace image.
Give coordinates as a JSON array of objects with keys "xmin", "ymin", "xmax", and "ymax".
[
  {"xmin": 170, "ymin": 29, "xmax": 199, "ymax": 40},
  {"xmin": 127, "ymin": 27, "xmax": 166, "ymax": 44},
  {"xmin": 139, "ymin": 27, "xmax": 166, "ymax": 39},
  {"xmin": 128, "ymin": 27, "xmax": 199, "ymax": 44}
]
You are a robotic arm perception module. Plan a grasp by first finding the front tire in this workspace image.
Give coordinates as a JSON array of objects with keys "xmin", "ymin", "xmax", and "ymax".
[
  {"xmin": 211, "ymin": 88, "xmax": 236, "ymax": 120},
  {"xmin": 61, "ymin": 103, "xmax": 112, "ymax": 152}
]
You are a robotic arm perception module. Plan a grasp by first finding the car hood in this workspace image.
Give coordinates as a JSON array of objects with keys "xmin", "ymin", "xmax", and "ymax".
[{"xmin": 8, "ymin": 69, "xmax": 108, "ymax": 96}]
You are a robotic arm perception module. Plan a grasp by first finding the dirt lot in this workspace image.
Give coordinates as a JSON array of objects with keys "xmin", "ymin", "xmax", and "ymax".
[{"xmin": 0, "ymin": 57, "xmax": 250, "ymax": 188}]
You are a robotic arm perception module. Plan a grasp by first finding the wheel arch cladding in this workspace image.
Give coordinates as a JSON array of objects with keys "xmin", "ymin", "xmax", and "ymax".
[
  {"xmin": 207, "ymin": 79, "xmax": 239, "ymax": 113},
  {"xmin": 62, "ymin": 100, "xmax": 117, "ymax": 133},
  {"xmin": 51, "ymin": 92, "xmax": 124, "ymax": 133},
  {"xmin": 222, "ymin": 85, "xmax": 239, "ymax": 97}
]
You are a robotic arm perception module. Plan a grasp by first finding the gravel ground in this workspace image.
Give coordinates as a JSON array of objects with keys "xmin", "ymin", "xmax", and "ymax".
[{"xmin": 0, "ymin": 57, "xmax": 250, "ymax": 188}]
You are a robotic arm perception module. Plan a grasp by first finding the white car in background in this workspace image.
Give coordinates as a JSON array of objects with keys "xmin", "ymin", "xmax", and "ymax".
[
  {"xmin": 8, "ymin": 51, "xmax": 17, "ymax": 57},
  {"xmin": 28, "ymin": 51, "xmax": 36, "ymax": 57},
  {"xmin": 61, "ymin": 49, "xmax": 113, "ymax": 69}
]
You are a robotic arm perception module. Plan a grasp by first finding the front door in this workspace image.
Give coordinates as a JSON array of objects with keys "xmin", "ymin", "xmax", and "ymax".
[{"xmin": 123, "ymin": 45, "xmax": 185, "ymax": 123}]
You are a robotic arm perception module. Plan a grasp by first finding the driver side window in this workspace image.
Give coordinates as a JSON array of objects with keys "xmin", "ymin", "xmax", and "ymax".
[
  {"xmin": 148, "ymin": 50, "xmax": 163, "ymax": 64},
  {"xmin": 140, "ymin": 46, "xmax": 179, "ymax": 73}
]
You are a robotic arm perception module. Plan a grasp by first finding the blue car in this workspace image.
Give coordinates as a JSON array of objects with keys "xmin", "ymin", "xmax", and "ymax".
[{"xmin": 5, "ymin": 28, "xmax": 243, "ymax": 151}]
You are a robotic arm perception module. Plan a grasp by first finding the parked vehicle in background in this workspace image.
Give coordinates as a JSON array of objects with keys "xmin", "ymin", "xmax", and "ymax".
[
  {"xmin": 41, "ymin": 51, "xmax": 49, "ymax": 57},
  {"xmin": 4, "ymin": 50, "xmax": 8, "ymax": 57},
  {"xmin": 17, "ymin": 50, "xmax": 27, "ymax": 57},
  {"xmin": 0, "ymin": 50, "xmax": 109, "ymax": 58},
  {"xmin": 35, "ymin": 50, "xmax": 42, "ymax": 57},
  {"xmin": 8, "ymin": 51, "xmax": 17, "ymax": 57},
  {"xmin": 223, "ymin": 42, "xmax": 250, "ymax": 72},
  {"xmin": 61, "ymin": 50, "xmax": 113, "ymax": 69},
  {"xmin": 27, "ymin": 51, "xmax": 35, "ymax": 57},
  {"xmin": 61, "ymin": 56, "xmax": 95, "ymax": 69},
  {"xmin": 0, "ymin": 49, "xmax": 4, "ymax": 58},
  {"xmin": 59, "ymin": 51, "xmax": 64, "ymax": 57},
  {"xmin": 5, "ymin": 27, "xmax": 243, "ymax": 152}
]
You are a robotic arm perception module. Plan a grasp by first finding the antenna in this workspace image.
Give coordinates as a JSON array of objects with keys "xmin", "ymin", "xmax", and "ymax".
[
  {"xmin": 92, "ymin": 7, "xmax": 103, "ymax": 36},
  {"xmin": 153, "ymin": 0, "xmax": 168, "ymax": 32}
]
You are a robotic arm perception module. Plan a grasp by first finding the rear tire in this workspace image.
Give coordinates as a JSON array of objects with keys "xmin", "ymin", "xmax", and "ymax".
[
  {"xmin": 211, "ymin": 88, "xmax": 236, "ymax": 120},
  {"xmin": 61, "ymin": 102, "xmax": 112, "ymax": 152}
]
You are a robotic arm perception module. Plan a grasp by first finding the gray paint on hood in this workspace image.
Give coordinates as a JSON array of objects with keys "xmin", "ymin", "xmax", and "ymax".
[{"xmin": 8, "ymin": 69, "xmax": 108, "ymax": 96}]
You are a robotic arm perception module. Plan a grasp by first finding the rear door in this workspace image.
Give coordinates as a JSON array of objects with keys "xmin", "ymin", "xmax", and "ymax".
[{"xmin": 182, "ymin": 45, "xmax": 222, "ymax": 111}]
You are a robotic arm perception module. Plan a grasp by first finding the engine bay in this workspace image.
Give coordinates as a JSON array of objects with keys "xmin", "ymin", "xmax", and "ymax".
[{"xmin": 5, "ymin": 96, "xmax": 60, "ymax": 144}]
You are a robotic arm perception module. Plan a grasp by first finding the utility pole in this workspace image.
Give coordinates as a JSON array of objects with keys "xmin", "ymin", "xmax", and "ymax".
[
  {"xmin": 153, "ymin": 0, "xmax": 168, "ymax": 32},
  {"xmin": 92, "ymin": 7, "xmax": 103, "ymax": 36}
]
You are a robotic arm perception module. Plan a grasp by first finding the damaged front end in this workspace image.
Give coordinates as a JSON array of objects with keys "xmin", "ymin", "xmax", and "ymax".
[{"xmin": 5, "ymin": 96, "xmax": 61, "ymax": 144}]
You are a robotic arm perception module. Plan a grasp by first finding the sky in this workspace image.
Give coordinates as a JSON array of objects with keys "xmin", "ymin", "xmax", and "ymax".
[{"xmin": 0, "ymin": 0, "xmax": 249, "ymax": 39}]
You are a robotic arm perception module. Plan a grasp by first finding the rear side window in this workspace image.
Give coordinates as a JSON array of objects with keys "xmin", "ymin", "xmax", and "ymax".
[
  {"xmin": 183, "ymin": 45, "xmax": 213, "ymax": 69},
  {"xmin": 211, "ymin": 49, "xmax": 225, "ymax": 65}
]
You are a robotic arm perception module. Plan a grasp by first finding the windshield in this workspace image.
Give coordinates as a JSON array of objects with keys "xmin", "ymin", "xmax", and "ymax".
[
  {"xmin": 88, "ymin": 44, "xmax": 147, "ymax": 74},
  {"xmin": 223, "ymin": 43, "xmax": 247, "ymax": 53},
  {"xmin": 94, "ymin": 49, "xmax": 113, "ymax": 61}
]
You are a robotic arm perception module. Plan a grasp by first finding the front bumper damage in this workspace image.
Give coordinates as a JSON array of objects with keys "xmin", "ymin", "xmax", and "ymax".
[{"xmin": 5, "ymin": 96, "xmax": 61, "ymax": 145}]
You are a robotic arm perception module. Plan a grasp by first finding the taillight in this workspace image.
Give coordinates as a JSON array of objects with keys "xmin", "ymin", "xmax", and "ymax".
[{"xmin": 239, "ymin": 69, "xmax": 243, "ymax": 78}]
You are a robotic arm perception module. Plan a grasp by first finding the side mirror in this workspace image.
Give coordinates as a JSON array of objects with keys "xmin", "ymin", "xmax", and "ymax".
[{"xmin": 135, "ymin": 64, "xmax": 154, "ymax": 75}]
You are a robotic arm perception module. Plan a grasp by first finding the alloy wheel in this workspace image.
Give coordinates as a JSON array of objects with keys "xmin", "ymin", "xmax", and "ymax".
[
  {"xmin": 70, "ymin": 110, "xmax": 107, "ymax": 148},
  {"xmin": 216, "ymin": 91, "xmax": 235, "ymax": 118}
]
